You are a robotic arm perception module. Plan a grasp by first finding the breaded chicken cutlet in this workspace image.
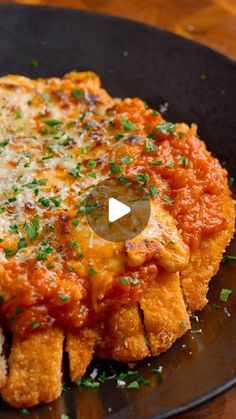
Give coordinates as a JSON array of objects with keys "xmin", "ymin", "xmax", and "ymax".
[{"xmin": 0, "ymin": 72, "xmax": 234, "ymax": 407}]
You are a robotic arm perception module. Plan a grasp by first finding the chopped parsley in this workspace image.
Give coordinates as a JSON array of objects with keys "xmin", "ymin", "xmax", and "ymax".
[
  {"xmin": 152, "ymin": 367, "xmax": 163, "ymax": 376},
  {"xmin": 59, "ymin": 294, "xmax": 69, "ymax": 302},
  {"xmin": 147, "ymin": 132, "xmax": 155, "ymax": 139},
  {"xmin": 121, "ymin": 118, "xmax": 136, "ymax": 131},
  {"xmin": 119, "ymin": 277, "xmax": 129, "ymax": 286},
  {"xmin": 156, "ymin": 122, "xmax": 176, "ymax": 135},
  {"xmin": 24, "ymin": 178, "xmax": 47, "ymax": 189},
  {"xmin": 9, "ymin": 224, "xmax": 19, "ymax": 234},
  {"xmin": 127, "ymin": 381, "xmax": 140, "ymax": 389},
  {"xmin": 88, "ymin": 267, "xmax": 97, "ymax": 276},
  {"xmin": 118, "ymin": 175, "xmax": 131, "ymax": 185},
  {"xmin": 79, "ymin": 146, "xmax": 89, "ymax": 154},
  {"xmin": 26, "ymin": 215, "xmax": 40, "ymax": 242},
  {"xmin": 178, "ymin": 132, "xmax": 185, "ymax": 139},
  {"xmin": 222, "ymin": 254, "xmax": 236, "ymax": 264},
  {"xmin": 180, "ymin": 320, "xmax": 187, "ymax": 331},
  {"xmin": 76, "ymin": 379, "xmax": 100, "ymax": 389},
  {"xmin": 30, "ymin": 59, "xmax": 39, "ymax": 68},
  {"xmin": 120, "ymin": 155, "xmax": 131, "ymax": 165},
  {"xmin": 127, "ymin": 377, "xmax": 150, "ymax": 389},
  {"xmin": 149, "ymin": 184, "xmax": 159, "ymax": 196},
  {"xmin": 15, "ymin": 110, "xmax": 23, "ymax": 120},
  {"xmin": 68, "ymin": 163, "xmax": 82, "ymax": 177},
  {"xmin": 72, "ymin": 219, "xmax": 80, "ymax": 227},
  {"xmin": 31, "ymin": 319, "xmax": 40, "ymax": 329},
  {"xmin": 144, "ymin": 139, "xmax": 156, "ymax": 153},
  {"xmin": 88, "ymin": 171, "xmax": 97, "ymax": 179},
  {"xmin": 87, "ymin": 160, "xmax": 97, "ymax": 169},
  {"xmin": 72, "ymin": 89, "xmax": 83, "ymax": 100},
  {"xmin": 41, "ymin": 92, "xmax": 51, "ymax": 102},
  {"xmin": 39, "ymin": 197, "xmax": 51, "ymax": 207},
  {"xmin": 69, "ymin": 241, "xmax": 78, "ymax": 248},
  {"xmin": 220, "ymin": 288, "xmax": 232, "ymax": 302},
  {"xmin": 178, "ymin": 155, "xmax": 189, "ymax": 167},
  {"xmin": 4, "ymin": 248, "xmax": 17, "ymax": 258},
  {"xmin": 19, "ymin": 408, "xmax": 29, "ymax": 416},
  {"xmin": 44, "ymin": 119, "xmax": 63, "ymax": 127},
  {"xmin": 228, "ymin": 177, "xmax": 235, "ymax": 187},
  {"xmin": 109, "ymin": 161, "xmax": 121, "ymax": 174},
  {"xmin": 136, "ymin": 173, "xmax": 149, "ymax": 185},
  {"xmin": 45, "ymin": 225, "xmax": 55, "ymax": 233},
  {"xmin": 0, "ymin": 140, "xmax": 9, "ymax": 147},
  {"xmin": 37, "ymin": 240, "xmax": 53, "ymax": 261},
  {"xmin": 76, "ymin": 252, "xmax": 83, "ymax": 259},
  {"xmin": 149, "ymin": 160, "xmax": 163, "ymax": 166},
  {"xmin": 120, "ymin": 277, "xmax": 140, "ymax": 286},
  {"xmin": 17, "ymin": 238, "xmax": 27, "ymax": 250},
  {"xmin": 50, "ymin": 197, "xmax": 62, "ymax": 207},
  {"xmin": 8, "ymin": 197, "xmax": 17, "ymax": 203},
  {"xmin": 167, "ymin": 161, "xmax": 175, "ymax": 168},
  {"xmin": 42, "ymin": 154, "xmax": 54, "ymax": 160},
  {"xmin": 163, "ymin": 196, "xmax": 174, "ymax": 205},
  {"xmin": 115, "ymin": 133, "xmax": 124, "ymax": 140}
]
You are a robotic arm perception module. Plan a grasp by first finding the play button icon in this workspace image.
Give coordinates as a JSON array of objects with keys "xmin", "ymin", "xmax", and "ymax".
[
  {"xmin": 108, "ymin": 198, "xmax": 131, "ymax": 223},
  {"xmin": 85, "ymin": 178, "xmax": 151, "ymax": 242}
]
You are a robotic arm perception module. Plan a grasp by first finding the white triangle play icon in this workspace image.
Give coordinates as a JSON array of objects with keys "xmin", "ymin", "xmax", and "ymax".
[{"xmin": 108, "ymin": 197, "xmax": 131, "ymax": 223}]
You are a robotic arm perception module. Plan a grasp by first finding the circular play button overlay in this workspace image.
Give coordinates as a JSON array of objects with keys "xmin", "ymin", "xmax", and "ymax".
[{"xmin": 85, "ymin": 178, "xmax": 151, "ymax": 242}]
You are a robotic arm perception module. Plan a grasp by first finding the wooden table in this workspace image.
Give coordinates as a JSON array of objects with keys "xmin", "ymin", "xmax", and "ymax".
[{"xmin": 1, "ymin": 0, "xmax": 236, "ymax": 417}]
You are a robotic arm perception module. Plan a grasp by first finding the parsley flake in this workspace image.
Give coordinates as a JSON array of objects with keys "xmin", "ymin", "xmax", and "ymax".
[
  {"xmin": 121, "ymin": 118, "xmax": 136, "ymax": 131},
  {"xmin": 136, "ymin": 173, "xmax": 149, "ymax": 185},
  {"xmin": 44, "ymin": 119, "xmax": 63, "ymax": 127},
  {"xmin": 88, "ymin": 267, "xmax": 97, "ymax": 276},
  {"xmin": 59, "ymin": 294, "xmax": 69, "ymax": 302},
  {"xmin": 149, "ymin": 160, "xmax": 163, "ymax": 166},
  {"xmin": 120, "ymin": 156, "xmax": 131, "ymax": 165},
  {"xmin": 144, "ymin": 139, "xmax": 156, "ymax": 153},
  {"xmin": 156, "ymin": 122, "xmax": 176, "ymax": 135},
  {"xmin": 72, "ymin": 89, "xmax": 83, "ymax": 100},
  {"xmin": 149, "ymin": 184, "xmax": 159, "ymax": 196},
  {"xmin": 220, "ymin": 288, "xmax": 232, "ymax": 302},
  {"xmin": 31, "ymin": 319, "xmax": 40, "ymax": 329},
  {"xmin": 222, "ymin": 254, "xmax": 236, "ymax": 264}
]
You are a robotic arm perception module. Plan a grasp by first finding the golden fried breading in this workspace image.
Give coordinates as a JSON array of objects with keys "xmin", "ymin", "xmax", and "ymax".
[
  {"xmin": 2, "ymin": 328, "xmax": 63, "ymax": 407},
  {"xmin": 140, "ymin": 271, "xmax": 190, "ymax": 356},
  {"xmin": 181, "ymin": 186, "xmax": 235, "ymax": 313},
  {"xmin": 0, "ymin": 328, "xmax": 6, "ymax": 389},
  {"xmin": 96, "ymin": 305, "xmax": 150, "ymax": 362},
  {"xmin": 67, "ymin": 328, "xmax": 98, "ymax": 382}
]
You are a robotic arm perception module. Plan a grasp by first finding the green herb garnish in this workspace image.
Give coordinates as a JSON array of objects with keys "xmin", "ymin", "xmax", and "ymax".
[
  {"xmin": 44, "ymin": 119, "xmax": 63, "ymax": 127},
  {"xmin": 220, "ymin": 288, "xmax": 232, "ymax": 302},
  {"xmin": 121, "ymin": 118, "xmax": 136, "ymax": 131},
  {"xmin": 136, "ymin": 173, "xmax": 149, "ymax": 185},
  {"xmin": 88, "ymin": 267, "xmax": 97, "ymax": 276},
  {"xmin": 156, "ymin": 122, "xmax": 176, "ymax": 135},
  {"xmin": 72, "ymin": 89, "xmax": 83, "ymax": 100}
]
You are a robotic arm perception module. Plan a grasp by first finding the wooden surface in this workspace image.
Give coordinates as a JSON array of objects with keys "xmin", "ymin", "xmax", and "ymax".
[
  {"xmin": 1, "ymin": 0, "xmax": 236, "ymax": 59},
  {"xmin": 0, "ymin": 0, "xmax": 236, "ymax": 418}
]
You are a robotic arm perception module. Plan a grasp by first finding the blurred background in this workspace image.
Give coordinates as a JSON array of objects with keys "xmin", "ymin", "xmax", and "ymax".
[{"xmin": 0, "ymin": 0, "xmax": 236, "ymax": 59}]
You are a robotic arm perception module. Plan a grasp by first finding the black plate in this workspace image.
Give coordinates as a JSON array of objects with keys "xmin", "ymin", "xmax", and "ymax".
[{"xmin": 0, "ymin": 4, "xmax": 235, "ymax": 419}]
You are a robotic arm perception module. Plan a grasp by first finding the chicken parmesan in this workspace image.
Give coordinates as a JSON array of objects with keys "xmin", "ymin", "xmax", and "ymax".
[{"xmin": 0, "ymin": 71, "xmax": 234, "ymax": 408}]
